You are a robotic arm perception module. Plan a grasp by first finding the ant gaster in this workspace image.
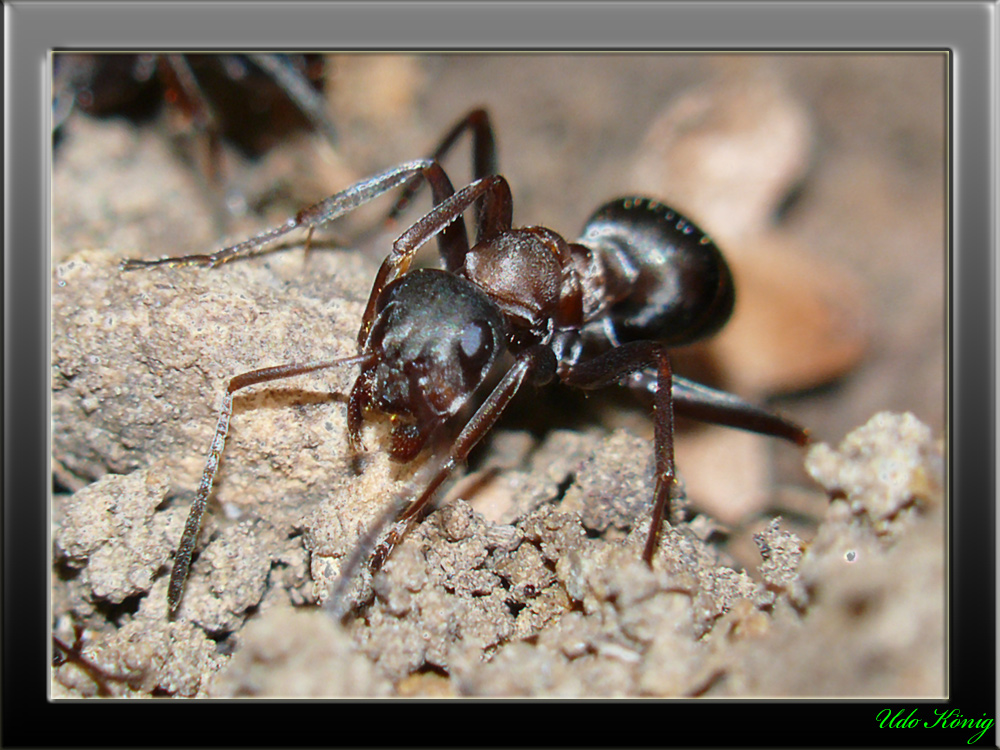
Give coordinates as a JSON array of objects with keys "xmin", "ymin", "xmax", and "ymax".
[{"xmin": 122, "ymin": 109, "xmax": 809, "ymax": 617}]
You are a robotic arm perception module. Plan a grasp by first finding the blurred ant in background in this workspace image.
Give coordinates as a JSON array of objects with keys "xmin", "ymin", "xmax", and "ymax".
[{"xmin": 53, "ymin": 53, "xmax": 338, "ymax": 186}]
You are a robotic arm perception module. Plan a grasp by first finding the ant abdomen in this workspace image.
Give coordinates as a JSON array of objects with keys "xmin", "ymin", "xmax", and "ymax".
[{"xmin": 579, "ymin": 197, "xmax": 735, "ymax": 346}]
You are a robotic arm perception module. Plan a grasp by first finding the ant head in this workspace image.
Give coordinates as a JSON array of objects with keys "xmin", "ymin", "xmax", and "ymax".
[
  {"xmin": 580, "ymin": 197, "xmax": 735, "ymax": 346},
  {"xmin": 358, "ymin": 269, "xmax": 506, "ymax": 461}
]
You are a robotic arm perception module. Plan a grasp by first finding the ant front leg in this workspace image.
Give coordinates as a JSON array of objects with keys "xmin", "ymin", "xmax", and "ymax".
[
  {"xmin": 357, "ymin": 175, "xmax": 514, "ymax": 345},
  {"xmin": 416, "ymin": 110, "xmax": 511, "ymax": 250},
  {"xmin": 561, "ymin": 341, "xmax": 677, "ymax": 565},
  {"xmin": 166, "ymin": 353, "xmax": 369, "ymax": 616},
  {"xmin": 386, "ymin": 109, "xmax": 498, "ymax": 253},
  {"xmin": 120, "ymin": 159, "xmax": 463, "ymax": 271},
  {"xmin": 326, "ymin": 344, "xmax": 556, "ymax": 619}
]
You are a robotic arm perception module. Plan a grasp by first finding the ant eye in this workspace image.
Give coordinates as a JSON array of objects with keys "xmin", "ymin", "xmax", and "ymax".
[{"xmin": 457, "ymin": 321, "xmax": 493, "ymax": 370}]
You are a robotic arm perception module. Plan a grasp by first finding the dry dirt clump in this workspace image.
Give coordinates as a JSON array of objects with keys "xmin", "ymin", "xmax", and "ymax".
[{"xmin": 53, "ymin": 366, "xmax": 945, "ymax": 698}]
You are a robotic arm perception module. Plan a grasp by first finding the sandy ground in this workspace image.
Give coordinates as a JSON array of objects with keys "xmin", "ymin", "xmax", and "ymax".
[{"xmin": 51, "ymin": 54, "xmax": 945, "ymax": 698}]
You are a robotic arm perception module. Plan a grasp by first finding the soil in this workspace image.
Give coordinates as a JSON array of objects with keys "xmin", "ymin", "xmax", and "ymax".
[{"xmin": 51, "ymin": 53, "xmax": 946, "ymax": 698}]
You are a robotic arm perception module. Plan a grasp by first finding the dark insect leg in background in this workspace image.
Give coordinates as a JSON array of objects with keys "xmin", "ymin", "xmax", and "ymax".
[{"xmin": 53, "ymin": 53, "xmax": 338, "ymax": 190}]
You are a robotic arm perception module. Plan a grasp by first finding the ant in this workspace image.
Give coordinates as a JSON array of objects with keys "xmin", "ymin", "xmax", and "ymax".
[
  {"xmin": 54, "ymin": 53, "xmax": 337, "ymax": 185},
  {"xmin": 122, "ymin": 108, "xmax": 809, "ymax": 618}
]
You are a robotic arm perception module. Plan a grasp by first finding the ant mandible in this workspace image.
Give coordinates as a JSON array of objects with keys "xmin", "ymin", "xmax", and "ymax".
[{"xmin": 122, "ymin": 108, "xmax": 809, "ymax": 617}]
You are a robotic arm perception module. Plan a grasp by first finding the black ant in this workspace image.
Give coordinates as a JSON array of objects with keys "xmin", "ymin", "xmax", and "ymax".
[
  {"xmin": 122, "ymin": 108, "xmax": 809, "ymax": 617},
  {"xmin": 54, "ymin": 53, "xmax": 337, "ymax": 184}
]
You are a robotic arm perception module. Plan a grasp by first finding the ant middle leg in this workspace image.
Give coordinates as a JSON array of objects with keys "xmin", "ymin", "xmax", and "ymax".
[
  {"xmin": 560, "ymin": 341, "xmax": 678, "ymax": 565},
  {"xmin": 627, "ymin": 369, "xmax": 809, "ymax": 446}
]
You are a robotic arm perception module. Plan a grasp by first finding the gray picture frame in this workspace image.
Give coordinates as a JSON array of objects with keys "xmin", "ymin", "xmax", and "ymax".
[{"xmin": 10, "ymin": 1, "xmax": 995, "ymax": 745}]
